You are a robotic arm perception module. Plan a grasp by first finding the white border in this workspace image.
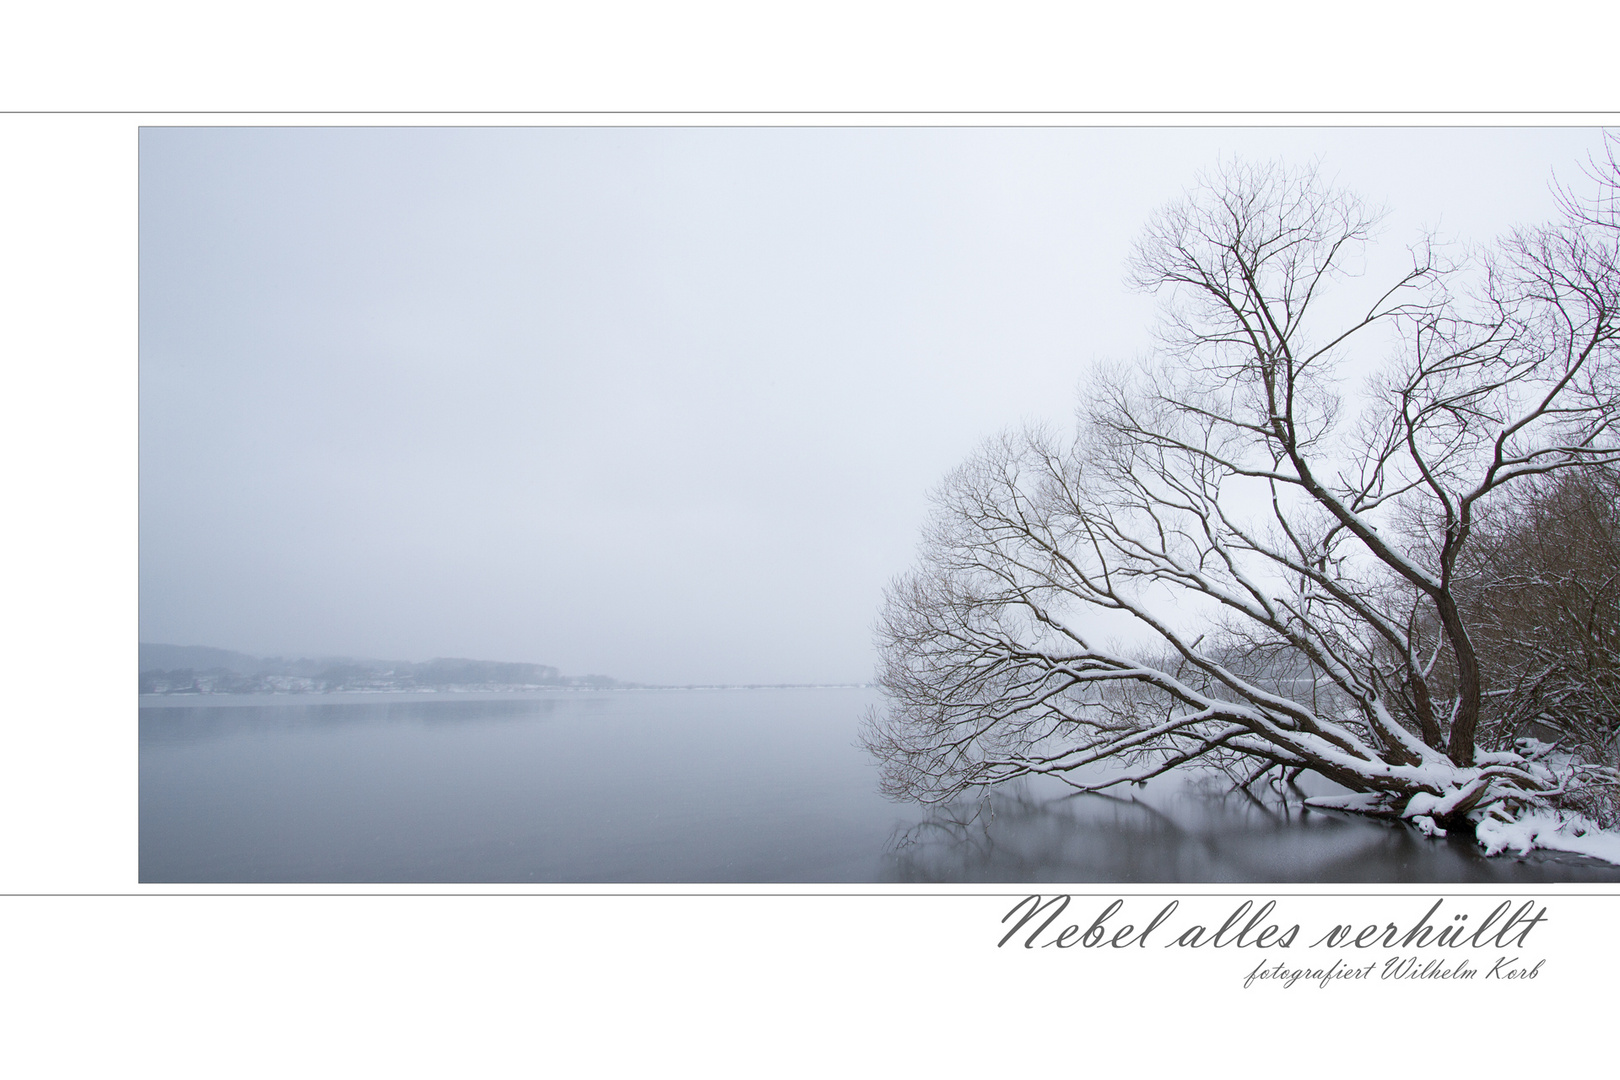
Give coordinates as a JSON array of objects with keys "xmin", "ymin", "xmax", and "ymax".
[{"xmin": 5, "ymin": 3, "xmax": 1620, "ymax": 1065}]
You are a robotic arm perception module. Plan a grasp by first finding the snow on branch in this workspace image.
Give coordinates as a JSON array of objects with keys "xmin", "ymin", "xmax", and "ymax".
[{"xmin": 866, "ymin": 148, "xmax": 1620, "ymax": 859}]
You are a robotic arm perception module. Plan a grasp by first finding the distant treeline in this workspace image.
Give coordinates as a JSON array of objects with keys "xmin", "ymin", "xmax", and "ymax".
[{"xmin": 138, "ymin": 644, "xmax": 632, "ymax": 694}]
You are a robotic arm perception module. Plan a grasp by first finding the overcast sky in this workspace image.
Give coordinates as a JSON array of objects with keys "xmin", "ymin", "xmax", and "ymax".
[{"xmin": 138, "ymin": 126, "xmax": 1606, "ymax": 685}]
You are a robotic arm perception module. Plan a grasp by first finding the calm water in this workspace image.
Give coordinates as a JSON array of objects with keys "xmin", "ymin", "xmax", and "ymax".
[{"xmin": 140, "ymin": 687, "xmax": 1620, "ymax": 883}]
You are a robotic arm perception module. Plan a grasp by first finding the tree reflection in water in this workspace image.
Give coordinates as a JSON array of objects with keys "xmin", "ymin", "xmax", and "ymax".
[{"xmin": 881, "ymin": 773, "xmax": 1620, "ymax": 883}]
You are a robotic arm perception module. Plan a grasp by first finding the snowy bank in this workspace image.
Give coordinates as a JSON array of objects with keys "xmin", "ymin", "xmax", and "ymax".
[{"xmin": 1475, "ymin": 810, "xmax": 1620, "ymax": 865}]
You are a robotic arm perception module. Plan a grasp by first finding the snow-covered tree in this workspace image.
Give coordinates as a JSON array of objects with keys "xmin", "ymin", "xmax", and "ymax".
[
  {"xmin": 1453, "ymin": 465, "xmax": 1619, "ymax": 761},
  {"xmin": 865, "ymin": 143, "xmax": 1620, "ymax": 852}
]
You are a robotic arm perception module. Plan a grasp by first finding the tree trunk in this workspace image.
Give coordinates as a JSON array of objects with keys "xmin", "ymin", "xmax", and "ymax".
[{"xmin": 1436, "ymin": 589, "xmax": 1482, "ymax": 766}]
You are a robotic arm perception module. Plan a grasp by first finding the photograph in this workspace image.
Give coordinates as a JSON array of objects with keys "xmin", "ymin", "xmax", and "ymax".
[{"xmin": 138, "ymin": 125, "xmax": 1620, "ymax": 886}]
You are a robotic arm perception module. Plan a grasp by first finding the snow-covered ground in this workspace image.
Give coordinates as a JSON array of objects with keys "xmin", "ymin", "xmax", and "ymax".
[{"xmin": 1476, "ymin": 810, "xmax": 1620, "ymax": 864}]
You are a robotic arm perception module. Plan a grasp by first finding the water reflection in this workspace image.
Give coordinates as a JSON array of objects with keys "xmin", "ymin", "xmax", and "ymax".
[
  {"xmin": 139, "ymin": 693, "xmax": 586, "ymax": 748},
  {"xmin": 883, "ymin": 775, "xmax": 1620, "ymax": 883},
  {"xmin": 140, "ymin": 688, "xmax": 901, "ymax": 882},
  {"xmin": 140, "ymin": 690, "xmax": 1620, "ymax": 882}
]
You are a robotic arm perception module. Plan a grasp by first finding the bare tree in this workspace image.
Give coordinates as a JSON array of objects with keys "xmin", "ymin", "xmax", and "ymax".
[
  {"xmin": 1455, "ymin": 464, "xmax": 1620, "ymax": 757},
  {"xmin": 865, "ymin": 148, "xmax": 1620, "ymax": 842}
]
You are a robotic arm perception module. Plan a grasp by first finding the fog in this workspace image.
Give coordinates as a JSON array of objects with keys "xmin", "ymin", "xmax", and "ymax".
[{"xmin": 139, "ymin": 126, "xmax": 1606, "ymax": 685}]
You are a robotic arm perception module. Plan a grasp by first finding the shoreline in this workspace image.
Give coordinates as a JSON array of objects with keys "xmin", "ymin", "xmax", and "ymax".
[{"xmin": 139, "ymin": 683, "xmax": 877, "ymax": 706}]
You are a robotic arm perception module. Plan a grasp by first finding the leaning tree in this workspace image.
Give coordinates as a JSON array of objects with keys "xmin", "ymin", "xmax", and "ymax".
[{"xmin": 865, "ymin": 144, "xmax": 1620, "ymax": 843}]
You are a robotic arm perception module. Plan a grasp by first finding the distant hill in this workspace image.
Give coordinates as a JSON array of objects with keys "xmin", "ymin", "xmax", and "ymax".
[
  {"xmin": 139, "ymin": 643, "xmax": 265, "ymax": 675},
  {"xmin": 138, "ymin": 643, "xmax": 635, "ymax": 694}
]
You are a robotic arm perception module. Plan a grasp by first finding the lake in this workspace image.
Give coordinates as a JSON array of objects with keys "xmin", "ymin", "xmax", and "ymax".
[{"xmin": 139, "ymin": 686, "xmax": 1620, "ymax": 883}]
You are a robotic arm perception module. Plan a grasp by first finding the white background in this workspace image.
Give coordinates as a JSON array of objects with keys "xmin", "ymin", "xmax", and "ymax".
[{"xmin": 3, "ymin": 4, "xmax": 1619, "ymax": 1075}]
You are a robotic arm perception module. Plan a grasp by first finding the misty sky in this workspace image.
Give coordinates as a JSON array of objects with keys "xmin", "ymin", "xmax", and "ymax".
[{"xmin": 139, "ymin": 126, "xmax": 1607, "ymax": 685}]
